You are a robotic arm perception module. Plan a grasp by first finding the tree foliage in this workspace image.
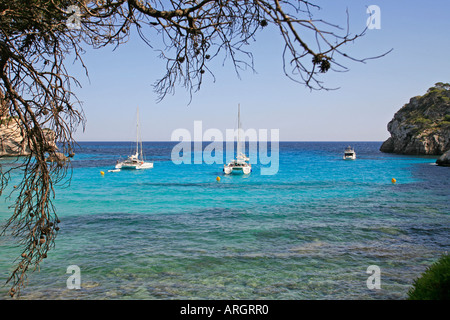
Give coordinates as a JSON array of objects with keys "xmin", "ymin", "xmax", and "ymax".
[
  {"xmin": 0, "ymin": 0, "xmax": 387, "ymax": 297},
  {"xmin": 428, "ymin": 82, "xmax": 450, "ymax": 93},
  {"xmin": 408, "ymin": 254, "xmax": 450, "ymax": 300}
]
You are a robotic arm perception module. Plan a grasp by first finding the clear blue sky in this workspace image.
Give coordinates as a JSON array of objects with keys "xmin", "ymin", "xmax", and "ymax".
[{"xmin": 68, "ymin": 0, "xmax": 450, "ymax": 142}]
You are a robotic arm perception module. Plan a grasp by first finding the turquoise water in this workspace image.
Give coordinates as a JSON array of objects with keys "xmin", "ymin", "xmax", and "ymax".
[{"xmin": 0, "ymin": 142, "xmax": 449, "ymax": 299}]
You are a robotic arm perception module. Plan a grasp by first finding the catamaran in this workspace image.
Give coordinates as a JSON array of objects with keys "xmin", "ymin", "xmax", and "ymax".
[
  {"xmin": 343, "ymin": 146, "xmax": 356, "ymax": 160},
  {"xmin": 113, "ymin": 107, "xmax": 153, "ymax": 171},
  {"xmin": 223, "ymin": 104, "xmax": 252, "ymax": 175}
]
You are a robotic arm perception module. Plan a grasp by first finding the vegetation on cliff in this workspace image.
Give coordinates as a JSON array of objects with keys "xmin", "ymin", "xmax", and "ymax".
[{"xmin": 399, "ymin": 82, "xmax": 450, "ymax": 129}]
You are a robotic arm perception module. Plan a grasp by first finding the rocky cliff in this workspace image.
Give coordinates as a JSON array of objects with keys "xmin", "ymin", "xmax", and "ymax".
[
  {"xmin": 0, "ymin": 118, "xmax": 56, "ymax": 157},
  {"xmin": 380, "ymin": 83, "xmax": 450, "ymax": 155},
  {"xmin": 0, "ymin": 118, "xmax": 30, "ymax": 156}
]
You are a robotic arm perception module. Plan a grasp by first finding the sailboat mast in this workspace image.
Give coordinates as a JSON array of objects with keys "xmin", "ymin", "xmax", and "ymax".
[
  {"xmin": 136, "ymin": 107, "xmax": 139, "ymax": 156},
  {"xmin": 136, "ymin": 107, "xmax": 145, "ymax": 161},
  {"xmin": 237, "ymin": 104, "xmax": 241, "ymax": 157}
]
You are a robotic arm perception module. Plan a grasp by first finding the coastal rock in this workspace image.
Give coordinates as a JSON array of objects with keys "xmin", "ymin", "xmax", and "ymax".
[
  {"xmin": 380, "ymin": 83, "xmax": 450, "ymax": 155},
  {"xmin": 0, "ymin": 119, "xmax": 30, "ymax": 156},
  {"xmin": 45, "ymin": 152, "xmax": 67, "ymax": 165},
  {"xmin": 0, "ymin": 118, "xmax": 57, "ymax": 157},
  {"xmin": 436, "ymin": 149, "xmax": 450, "ymax": 167}
]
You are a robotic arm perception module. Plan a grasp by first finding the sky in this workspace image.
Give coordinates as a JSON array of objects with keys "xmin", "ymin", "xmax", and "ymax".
[{"xmin": 67, "ymin": 0, "xmax": 450, "ymax": 142}]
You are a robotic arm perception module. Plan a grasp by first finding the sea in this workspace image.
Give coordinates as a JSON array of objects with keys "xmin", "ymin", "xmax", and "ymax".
[{"xmin": 0, "ymin": 141, "xmax": 449, "ymax": 300}]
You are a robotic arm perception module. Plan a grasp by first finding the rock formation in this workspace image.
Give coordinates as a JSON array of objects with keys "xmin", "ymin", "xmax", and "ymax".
[
  {"xmin": 436, "ymin": 149, "xmax": 450, "ymax": 167},
  {"xmin": 380, "ymin": 83, "xmax": 450, "ymax": 155},
  {"xmin": 0, "ymin": 117, "xmax": 57, "ymax": 157},
  {"xmin": 0, "ymin": 118, "xmax": 30, "ymax": 156}
]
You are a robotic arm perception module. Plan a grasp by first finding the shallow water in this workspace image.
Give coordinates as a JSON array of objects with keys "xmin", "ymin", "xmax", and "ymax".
[{"xmin": 0, "ymin": 142, "xmax": 448, "ymax": 299}]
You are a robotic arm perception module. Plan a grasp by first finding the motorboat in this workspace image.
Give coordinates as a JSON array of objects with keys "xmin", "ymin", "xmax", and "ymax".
[{"xmin": 343, "ymin": 146, "xmax": 356, "ymax": 160}]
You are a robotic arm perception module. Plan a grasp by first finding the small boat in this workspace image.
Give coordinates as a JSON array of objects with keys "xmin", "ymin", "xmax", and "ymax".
[
  {"xmin": 343, "ymin": 146, "xmax": 356, "ymax": 160},
  {"xmin": 223, "ymin": 157, "xmax": 252, "ymax": 175},
  {"xmin": 223, "ymin": 104, "xmax": 252, "ymax": 175},
  {"xmin": 115, "ymin": 107, "xmax": 153, "ymax": 170}
]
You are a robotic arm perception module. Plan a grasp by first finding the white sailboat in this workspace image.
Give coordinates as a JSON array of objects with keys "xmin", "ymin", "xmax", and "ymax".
[
  {"xmin": 223, "ymin": 104, "xmax": 252, "ymax": 175},
  {"xmin": 113, "ymin": 107, "xmax": 153, "ymax": 171}
]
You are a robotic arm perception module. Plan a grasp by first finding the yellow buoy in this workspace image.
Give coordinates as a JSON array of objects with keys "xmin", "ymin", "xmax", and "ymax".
[
  {"xmin": 216, "ymin": 176, "xmax": 221, "ymax": 182},
  {"xmin": 100, "ymin": 171, "xmax": 105, "ymax": 175},
  {"xmin": 391, "ymin": 178, "xmax": 396, "ymax": 184}
]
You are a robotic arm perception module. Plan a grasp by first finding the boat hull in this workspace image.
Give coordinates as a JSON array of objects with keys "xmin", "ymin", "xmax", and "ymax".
[
  {"xmin": 116, "ymin": 162, "xmax": 153, "ymax": 170},
  {"xmin": 223, "ymin": 165, "xmax": 251, "ymax": 175}
]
